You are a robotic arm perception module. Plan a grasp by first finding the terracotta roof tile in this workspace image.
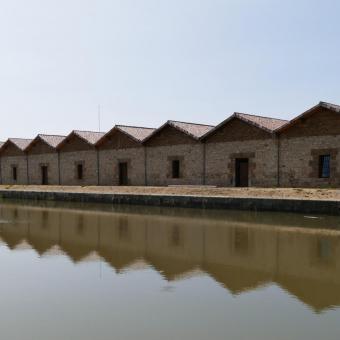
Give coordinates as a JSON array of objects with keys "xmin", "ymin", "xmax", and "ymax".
[
  {"xmin": 319, "ymin": 101, "xmax": 340, "ymax": 112},
  {"xmin": 37, "ymin": 134, "xmax": 66, "ymax": 148},
  {"xmin": 143, "ymin": 120, "xmax": 214, "ymax": 143},
  {"xmin": 116, "ymin": 125, "xmax": 156, "ymax": 142},
  {"xmin": 168, "ymin": 120, "xmax": 214, "ymax": 139},
  {"xmin": 8, "ymin": 138, "xmax": 33, "ymax": 151},
  {"xmin": 73, "ymin": 130, "xmax": 106, "ymax": 145},
  {"xmin": 277, "ymin": 101, "xmax": 340, "ymax": 133},
  {"xmin": 235, "ymin": 113, "xmax": 288, "ymax": 132},
  {"xmin": 202, "ymin": 112, "xmax": 287, "ymax": 140}
]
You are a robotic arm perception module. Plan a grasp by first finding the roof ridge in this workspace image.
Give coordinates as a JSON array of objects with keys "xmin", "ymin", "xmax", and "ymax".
[
  {"xmin": 116, "ymin": 125, "xmax": 155, "ymax": 130},
  {"xmin": 73, "ymin": 129, "xmax": 105, "ymax": 134},
  {"xmin": 38, "ymin": 133, "xmax": 66, "ymax": 137},
  {"xmin": 319, "ymin": 100, "xmax": 340, "ymax": 106},
  {"xmin": 319, "ymin": 101, "xmax": 340, "ymax": 110},
  {"xmin": 235, "ymin": 112, "xmax": 288, "ymax": 122},
  {"xmin": 169, "ymin": 120, "xmax": 214, "ymax": 127}
]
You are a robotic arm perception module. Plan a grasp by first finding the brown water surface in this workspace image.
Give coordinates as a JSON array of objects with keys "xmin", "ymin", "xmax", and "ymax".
[{"xmin": 0, "ymin": 200, "xmax": 339, "ymax": 340}]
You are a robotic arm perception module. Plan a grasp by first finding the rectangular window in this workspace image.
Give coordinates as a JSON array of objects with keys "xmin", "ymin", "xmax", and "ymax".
[
  {"xmin": 12, "ymin": 166, "xmax": 17, "ymax": 181},
  {"xmin": 77, "ymin": 163, "xmax": 83, "ymax": 180},
  {"xmin": 319, "ymin": 155, "xmax": 330, "ymax": 178},
  {"xmin": 172, "ymin": 160, "xmax": 180, "ymax": 179}
]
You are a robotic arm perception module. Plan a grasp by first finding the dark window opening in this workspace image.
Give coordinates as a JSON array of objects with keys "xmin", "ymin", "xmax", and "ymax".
[
  {"xmin": 12, "ymin": 167, "xmax": 17, "ymax": 181},
  {"xmin": 235, "ymin": 158, "xmax": 249, "ymax": 187},
  {"xmin": 41, "ymin": 165, "xmax": 48, "ymax": 185},
  {"xmin": 119, "ymin": 162, "xmax": 128, "ymax": 185},
  {"xmin": 319, "ymin": 155, "xmax": 330, "ymax": 178},
  {"xmin": 77, "ymin": 164, "xmax": 83, "ymax": 180},
  {"xmin": 172, "ymin": 160, "xmax": 180, "ymax": 179}
]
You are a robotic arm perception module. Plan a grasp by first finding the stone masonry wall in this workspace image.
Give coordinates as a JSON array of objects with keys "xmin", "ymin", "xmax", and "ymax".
[
  {"xmin": 99, "ymin": 147, "xmax": 146, "ymax": 186},
  {"xmin": 279, "ymin": 135, "xmax": 340, "ymax": 187},
  {"xmin": 59, "ymin": 150, "xmax": 99, "ymax": 186},
  {"xmin": 1, "ymin": 155, "xmax": 28, "ymax": 185},
  {"xmin": 27, "ymin": 153, "xmax": 60, "ymax": 185},
  {"xmin": 146, "ymin": 144, "xmax": 205, "ymax": 186},
  {"xmin": 205, "ymin": 138, "xmax": 278, "ymax": 187}
]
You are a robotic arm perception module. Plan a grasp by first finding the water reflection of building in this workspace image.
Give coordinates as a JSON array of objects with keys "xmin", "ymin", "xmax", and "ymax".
[{"xmin": 0, "ymin": 203, "xmax": 340, "ymax": 312}]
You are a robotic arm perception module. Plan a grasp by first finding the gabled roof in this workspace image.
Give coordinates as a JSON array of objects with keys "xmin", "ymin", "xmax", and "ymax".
[
  {"xmin": 0, "ymin": 138, "xmax": 33, "ymax": 153},
  {"xmin": 277, "ymin": 101, "xmax": 340, "ymax": 133},
  {"xmin": 57, "ymin": 130, "xmax": 105, "ymax": 149},
  {"xmin": 202, "ymin": 112, "xmax": 288, "ymax": 139},
  {"xmin": 25, "ymin": 134, "xmax": 66, "ymax": 151},
  {"xmin": 96, "ymin": 125, "xmax": 155, "ymax": 146},
  {"xmin": 143, "ymin": 120, "xmax": 214, "ymax": 143},
  {"xmin": 117, "ymin": 125, "xmax": 156, "ymax": 142}
]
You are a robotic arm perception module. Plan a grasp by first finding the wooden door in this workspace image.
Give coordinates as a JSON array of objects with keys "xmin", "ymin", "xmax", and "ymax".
[
  {"xmin": 235, "ymin": 158, "xmax": 249, "ymax": 187},
  {"xmin": 119, "ymin": 162, "xmax": 128, "ymax": 186},
  {"xmin": 41, "ymin": 166, "xmax": 48, "ymax": 185}
]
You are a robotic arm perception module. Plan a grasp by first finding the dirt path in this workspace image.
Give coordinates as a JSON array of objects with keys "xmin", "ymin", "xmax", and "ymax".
[{"xmin": 1, "ymin": 185, "xmax": 340, "ymax": 201}]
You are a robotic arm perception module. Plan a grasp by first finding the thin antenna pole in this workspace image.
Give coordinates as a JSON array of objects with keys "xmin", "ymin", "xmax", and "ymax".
[{"xmin": 98, "ymin": 104, "xmax": 101, "ymax": 132}]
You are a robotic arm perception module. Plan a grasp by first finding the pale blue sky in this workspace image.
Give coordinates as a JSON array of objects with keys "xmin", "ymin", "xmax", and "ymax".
[{"xmin": 0, "ymin": 0, "xmax": 339, "ymax": 140}]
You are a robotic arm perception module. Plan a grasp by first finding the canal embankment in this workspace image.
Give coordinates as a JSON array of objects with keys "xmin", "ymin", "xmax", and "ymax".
[{"xmin": 0, "ymin": 185, "xmax": 340, "ymax": 215}]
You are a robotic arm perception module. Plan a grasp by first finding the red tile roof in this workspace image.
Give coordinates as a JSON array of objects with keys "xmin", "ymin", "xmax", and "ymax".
[
  {"xmin": 144, "ymin": 120, "xmax": 214, "ymax": 142},
  {"xmin": 234, "ymin": 113, "xmax": 288, "ymax": 132},
  {"xmin": 202, "ymin": 112, "xmax": 287, "ymax": 139},
  {"xmin": 169, "ymin": 121, "xmax": 214, "ymax": 139},
  {"xmin": 96, "ymin": 125, "xmax": 156, "ymax": 146},
  {"xmin": 319, "ymin": 101, "xmax": 340, "ymax": 112},
  {"xmin": 277, "ymin": 101, "xmax": 340, "ymax": 133},
  {"xmin": 26, "ymin": 134, "xmax": 66, "ymax": 151},
  {"xmin": 73, "ymin": 130, "xmax": 106, "ymax": 145},
  {"xmin": 7, "ymin": 138, "xmax": 33, "ymax": 151},
  {"xmin": 116, "ymin": 125, "xmax": 156, "ymax": 142}
]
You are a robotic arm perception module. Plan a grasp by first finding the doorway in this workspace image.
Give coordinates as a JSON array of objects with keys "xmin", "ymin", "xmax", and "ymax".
[
  {"xmin": 119, "ymin": 162, "xmax": 128, "ymax": 186},
  {"xmin": 41, "ymin": 165, "xmax": 48, "ymax": 185},
  {"xmin": 235, "ymin": 158, "xmax": 249, "ymax": 187}
]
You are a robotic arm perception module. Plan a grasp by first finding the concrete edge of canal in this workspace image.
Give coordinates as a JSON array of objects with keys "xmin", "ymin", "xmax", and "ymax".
[{"xmin": 0, "ymin": 189, "xmax": 340, "ymax": 215}]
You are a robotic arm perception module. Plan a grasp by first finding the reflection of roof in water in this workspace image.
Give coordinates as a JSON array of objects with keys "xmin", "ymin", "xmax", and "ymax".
[
  {"xmin": 1, "ymin": 203, "xmax": 340, "ymax": 312},
  {"xmin": 203, "ymin": 263, "xmax": 271, "ymax": 295},
  {"xmin": 146, "ymin": 255, "xmax": 199, "ymax": 281},
  {"xmin": 98, "ymin": 247, "xmax": 145, "ymax": 273},
  {"xmin": 25, "ymin": 236, "xmax": 57, "ymax": 255},
  {"xmin": 276, "ymin": 275, "xmax": 340, "ymax": 313},
  {"xmin": 59, "ymin": 240, "xmax": 95, "ymax": 262}
]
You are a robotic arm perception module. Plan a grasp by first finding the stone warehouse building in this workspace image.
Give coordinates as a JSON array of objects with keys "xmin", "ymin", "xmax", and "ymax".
[
  {"xmin": 278, "ymin": 102, "xmax": 340, "ymax": 188},
  {"xmin": 143, "ymin": 120, "xmax": 213, "ymax": 186},
  {"xmin": 57, "ymin": 130, "xmax": 105, "ymax": 186},
  {"xmin": 203, "ymin": 113, "xmax": 287, "ymax": 187},
  {"xmin": 0, "ymin": 138, "xmax": 32, "ymax": 184},
  {"xmin": 97, "ymin": 125, "xmax": 155, "ymax": 186},
  {"xmin": 26, "ymin": 134, "xmax": 66, "ymax": 185},
  {"xmin": 0, "ymin": 101, "xmax": 339, "ymax": 188}
]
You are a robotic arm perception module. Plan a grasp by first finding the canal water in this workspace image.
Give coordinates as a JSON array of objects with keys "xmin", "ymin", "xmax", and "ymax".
[{"xmin": 0, "ymin": 200, "xmax": 339, "ymax": 340}]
